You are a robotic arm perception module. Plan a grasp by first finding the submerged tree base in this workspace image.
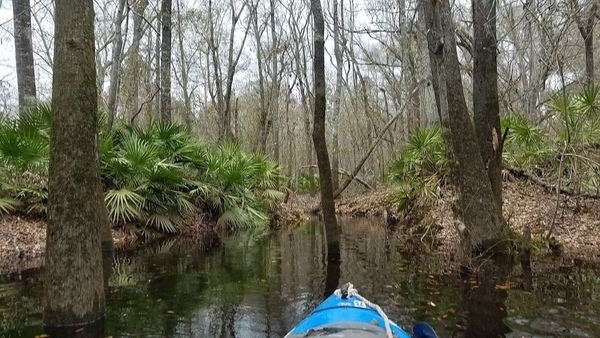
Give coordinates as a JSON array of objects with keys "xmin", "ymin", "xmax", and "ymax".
[
  {"xmin": 43, "ymin": 317, "xmax": 105, "ymax": 338},
  {"xmin": 3, "ymin": 177, "xmax": 600, "ymax": 275}
]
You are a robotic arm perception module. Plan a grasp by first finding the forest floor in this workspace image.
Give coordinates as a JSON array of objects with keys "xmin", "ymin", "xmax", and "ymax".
[
  {"xmin": 283, "ymin": 176, "xmax": 600, "ymax": 272},
  {"xmin": 2, "ymin": 176, "xmax": 600, "ymax": 275}
]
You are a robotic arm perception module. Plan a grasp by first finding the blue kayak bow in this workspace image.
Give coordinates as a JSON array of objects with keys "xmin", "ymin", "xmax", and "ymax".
[{"xmin": 413, "ymin": 322, "xmax": 439, "ymax": 338}]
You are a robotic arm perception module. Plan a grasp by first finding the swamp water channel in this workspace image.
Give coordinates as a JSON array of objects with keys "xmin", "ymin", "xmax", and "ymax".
[{"xmin": 0, "ymin": 218, "xmax": 599, "ymax": 338}]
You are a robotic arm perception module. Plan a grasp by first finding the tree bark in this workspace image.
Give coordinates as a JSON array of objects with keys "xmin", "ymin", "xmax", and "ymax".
[
  {"xmin": 310, "ymin": 0, "xmax": 340, "ymax": 257},
  {"xmin": 572, "ymin": 1, "xmax": 597, "ymax": 84},
  {"xmin": 160, "ymin": 0, "xmax": 172, "ymax": 123},
  {"xmin": 106, "ymin": 0, "xmax": 127, "ymax": 129},
  {"xmin": 270, "ymin": 0, "xmax": 280, "ymax": 162},
  {"xmin": 45, "ymin": 0, "xmax": 107, "ymax": 327},
  {"xmin": 249, "ymin": 1, "xmax": 269, "ymax": 153},
  {"xmin": 423, "ymin": 0, "xmax": 510, "ymax": 255},
  {"xmin": 331, "ymin": 0, "xmax": 343, "ymax": 192},
  {"xmin": 125, "ymin": 0, "xmax": 148, "ymax": 123},
  {"xmin": 175, "ymin": 0, "xmax": 193, "ymax": 129},
  {"xmin": 221, "ymin": 0, "xmax": 249, "ymax": 141},
  {"xmin": 473, "ymin": 0, "xmax": 503, "ymax": 209},
  {"xmin": 12, "ymin": 0, "xmax": 36, "ymax": 114}
]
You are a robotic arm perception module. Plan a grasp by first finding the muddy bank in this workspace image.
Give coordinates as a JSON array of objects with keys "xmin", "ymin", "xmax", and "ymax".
[
  {"xmin": 2, "ymin": 177, "xmax": 600, "ymax": 275},
  {"xmin": 331, "ymin": 178, "xmax": 600, "ymax": 268}
]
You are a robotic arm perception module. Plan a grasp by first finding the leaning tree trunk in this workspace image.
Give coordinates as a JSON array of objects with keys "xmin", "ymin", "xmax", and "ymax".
[
  {"xmin": 44, "ymin": 0, "xmax": 108, "ymax": 329},
  {"xmin": 472, "ymin": 0, "xmax": 503, "ymax": 209},
  {"xmin": 160, "ymin": 0, "xmax": 172, "ymax": 123},
  {"xmin": 310, "ymin": 0, "xmax": 340, "ymax": 279},
  {"xmin": 423, "ymin": 0, "xmax": 510, "ymax": 256},
  {"xmin": 12, "ymin": 0, "xmax": 36, "ymax": 114}
]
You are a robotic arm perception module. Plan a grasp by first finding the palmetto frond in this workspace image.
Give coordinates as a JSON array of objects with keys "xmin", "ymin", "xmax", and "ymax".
[
  {"xmin": 217, "ymin": 206, "xmax": 246, "ymax": 230},
  {"xmin": 145, "ymin": 213, "xmax": 178, "ymax": 233},
  {"xmin": 390, "ymin": 125, "xmax": 446, "ymax": 183},
  {"xmin": 260, "ymin": 189, "xmax": 285, "ymax": 205},
  {"xmin": 105, "ymin": 188, "xmax": 144, "ymax": 224},
  {"xmin": 501, "ymin": 114, "xmax": 551, "ymax": 168},
  {"xmin": 0, "ymin": 197, "xmax": 21, "ymax": 216}
]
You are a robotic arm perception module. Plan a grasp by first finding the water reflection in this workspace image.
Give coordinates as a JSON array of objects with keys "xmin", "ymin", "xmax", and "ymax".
[
  {"xmin": 0, "ymin": 217, "xmax": 599, "ymax": 337},
  {"xmin": 459, "ymin": 258, "xmax": 512, "ymax": 338}
]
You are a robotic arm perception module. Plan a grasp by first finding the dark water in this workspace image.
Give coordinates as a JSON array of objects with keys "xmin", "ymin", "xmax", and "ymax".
[{"xmin": 1, "ymin": 218, "xmax": 599, "ymax": 337}]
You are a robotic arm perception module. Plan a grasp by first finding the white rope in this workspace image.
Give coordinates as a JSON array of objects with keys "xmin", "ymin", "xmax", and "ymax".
[{"xmin": 334, "ymin": 283, "xmax": 394, "ymax": 338}]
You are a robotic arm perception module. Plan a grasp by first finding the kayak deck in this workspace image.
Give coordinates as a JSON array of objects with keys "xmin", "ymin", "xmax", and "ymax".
[{"xmin": 285, "ymin": 293, "xmax": 411, "ymax": 338}]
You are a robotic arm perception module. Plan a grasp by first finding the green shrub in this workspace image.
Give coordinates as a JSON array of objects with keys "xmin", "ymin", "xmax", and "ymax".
[{"xmin": 0, "ymin": 107, "xmax": 285, "ymax": 235}]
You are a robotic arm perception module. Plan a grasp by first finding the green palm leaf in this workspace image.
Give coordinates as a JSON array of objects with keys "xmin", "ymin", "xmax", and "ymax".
[
  {"xmin": 217, "ymin": 206, "xmax": 245, "ymax": 230},
  {"xmin": 105, "ymin": 188, "xmax": 144, "ymax": 223},
  {"xmin": 0, "ymin": 197, "xmax": 21, "ymax": 216},
  {"xmin": 145, "ymin": 213, "xmax": 178, "ymax": 233}
]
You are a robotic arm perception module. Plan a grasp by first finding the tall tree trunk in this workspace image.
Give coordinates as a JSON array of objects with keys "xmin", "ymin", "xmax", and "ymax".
[
  {"xmin": 160, "ymin": 0, "xmax": 172, "ymax": 123},
  {"xmin": 250, "ymin": 1, "xmax": 268, "ymax": 152},
  {"xmin": 250, "ymin": 1, "xmax": 269, "ymax": 153},
  {"xmin": 221, "ymin": 0, "xmax": 249, "ymax": 141},
  {"xmin": 310, "ymin": 0, "xmax": 340, "ymax": 279},
  {"xmin": 270, "ymin": 0, "xmax": 280, "ymax": 162},
  {"xmin": 154, "ymin": 11, "xmax": 162, "ymax": 120},
  {"xmin": 331, "ymin": 0, "xmax": 343, "ymax": 192},
  {"xmin": 126, "ymin": 0, "xmax": 148, "ymax": 122},
  {"xmin": 208, "ymin": 0, "xmax": 223, "ymax": 126},
  {"xmin": 107, "ymin": 0, "xmax": 127, "ymax": 129},
  {"xmin": 572, "ymin": 1, "xmax": 597, "ymax": 84},
  {"xmin": 175, "ymin": 0, "xmax": 193, "ymax": 129},
  {"xmin": 44, "ymin": 0, "xmax": 107, "ymax": 328},
  {"xmin": 289, "ymin": 7, "xmax": 316, "ymax": 196},
  {"xmin": 423, "ymin": 0, "xmax": 509, "ymax": 256},
  {"xmin": 12, "ymin": 0, "xmax": 36, "ymax": 114},
  {"xmin": 473, "ymin": 0, "xmax": 502, "ymax": 209}
]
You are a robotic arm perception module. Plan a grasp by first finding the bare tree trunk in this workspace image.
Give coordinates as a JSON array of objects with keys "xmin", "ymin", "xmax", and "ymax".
[
  {"xmin": 208, "ymin": 0, "xmax": 223, "ymax": 126},
  {"xmin": 310, "ymin": 0, "xmax": 339, "ymax": 258},
  {"xmin": 270, "ymin": 0, "xmax": 280, "ymax": 162},
  {"xmin": 107, "ymin": 0, "xmax": 127, "ymax": 129},
  {"xmin": 423, "ymin": 0, "xmax": 509, "ymax": 256},
  {"xmin": 175, "ymin": 0, "xmax": 193, "ymax": 129},
  {"xmin": 250, "ymin": 1, "xmax": 269, "ymax": 153},
  {"xmin": 12, "ymin": 0, "xmax": 37, "ymax": 114},
  {"xmin": 160, "ymin": 0, "xmax": 172, "ymax": 123},
  {"xmin": 331, "ymin": 0, "xmax": 343, "ymax": 192},
  {"xmin": 221, "ymin": 0, "xmax": 249, "ymax": 141},
  {"xmin": 572, "ymin": 1, "xmax": 597, "ymax": 84},
  {"xmin": 154, "ymin": 10, "xmax": 162, "ymax": 119},
  {"xmin": 126, "ymin": 0, "xmax": 148, "ymax": 122},
  {"xmin": 45, "ymin": 0, "xmax": 107, "ymax": 328},
  {"xmin": 473, "ymin": 0, "xmax": 503, "ymax": 209}
]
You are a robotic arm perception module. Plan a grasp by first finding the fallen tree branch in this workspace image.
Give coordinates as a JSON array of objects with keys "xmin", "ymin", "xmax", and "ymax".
[
  {"xmin": 131, "ymin": 85, "xmax": 160, "ymax": 125},
  {"xmin": 333, "ymin": 84, "xmax": 421, "ymax": 199},
  {"xmin": 506, "ymin": 166, "xmax": 600, "ymax": 199},
  {"xmin": 301, "ymin": 165, "xmax": 373, "ymax": 190}
]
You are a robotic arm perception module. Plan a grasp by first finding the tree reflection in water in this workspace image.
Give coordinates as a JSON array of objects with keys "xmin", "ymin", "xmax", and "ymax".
[{"xmin": 1, "ymin": 217, "xmax": 600, "ymax": 337}]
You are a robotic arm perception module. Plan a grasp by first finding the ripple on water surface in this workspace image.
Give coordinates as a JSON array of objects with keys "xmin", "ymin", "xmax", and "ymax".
[{"xmin": 0, "ymin": 217, "xmax": 599, "ymax": 337}]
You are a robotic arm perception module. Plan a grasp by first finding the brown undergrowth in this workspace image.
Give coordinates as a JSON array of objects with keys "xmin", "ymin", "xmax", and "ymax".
[
  {"xmin": 2, "ymin": 177, "xmax": 600, "ymax": 275},
  {"xmin": 291, "ymin": 178, "xmax": 600, "ymax": 271}
]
